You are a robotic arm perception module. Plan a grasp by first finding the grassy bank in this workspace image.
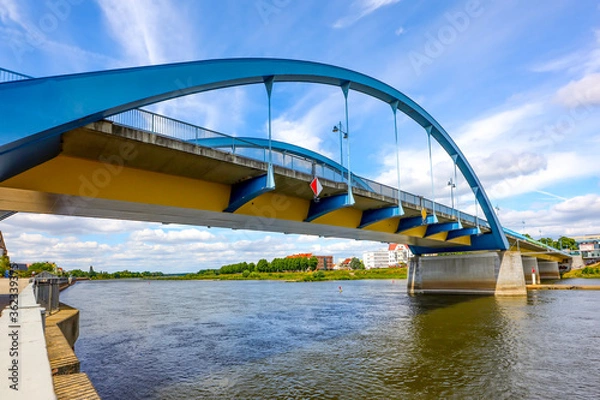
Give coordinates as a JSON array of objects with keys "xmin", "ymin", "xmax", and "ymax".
[
  {"xmin": 563, "ymin": 263, "xmax": 600, "ymax": 279},
  {"xmin": 156, "ymin": 267, "xmax": 408, "ymax": 282}
]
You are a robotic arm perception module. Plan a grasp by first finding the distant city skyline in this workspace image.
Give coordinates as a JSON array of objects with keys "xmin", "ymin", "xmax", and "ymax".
[{"xmin": 1, "ymin": 0, "xmax": 599, "ymax": 272}]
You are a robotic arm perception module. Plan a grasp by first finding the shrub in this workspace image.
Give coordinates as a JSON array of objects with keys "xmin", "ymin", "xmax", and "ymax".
[
  {"xmin": 242, "ymin": 270, "xmax": 250, "ymax": 278},
  {"xmin": 312, "ymin": 271, "xmax": 325, "ymax": 280}
]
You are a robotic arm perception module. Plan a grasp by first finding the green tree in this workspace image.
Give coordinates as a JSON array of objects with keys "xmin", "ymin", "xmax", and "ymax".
[
  {"xmin": 349, "ymin": 257, "xmax": 365, "ymax": 270},
  {"xmin": 29, "ymin": 262, "xmax": 56, "ymax": 274},
  {"xmin": 256, "ymin": 259, "xmax": 269, "ymax": 272},
  {"xmin": 299, "ymin": 257, "xmax": 308, "ymax": 271},
  {"xmin": 68, "ymin": 269, "xmax": 88, "ymax": 277},
  {"xmin": 308, "ymin": 256, "xmax": 319, "ymax": 271},
  {"xmin": 557, "ymin": 236, "xmax": 578, "ymax": 250},
  {"xmin": 0, "ymin": 255, "xmax": 10, "ymax": 277}
]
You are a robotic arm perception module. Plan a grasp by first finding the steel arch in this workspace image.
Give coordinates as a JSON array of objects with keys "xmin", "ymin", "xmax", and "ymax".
[{"xmin": 0, "ymin": 58, "xmax": 508, "ymax": 251}]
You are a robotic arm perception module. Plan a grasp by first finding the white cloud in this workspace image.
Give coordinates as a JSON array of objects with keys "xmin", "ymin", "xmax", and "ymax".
[
  {"xmin": 0, "ymin": 0, "xmax": 120, "ymax": 69},
  {"xmin": 269, "ymin": 89, "xmax": 348, "ymax": 159},
  {"xmin": 456, "ymin": 102, "xmax": 543, "ymax": 147},
  {"xmin": 499, "ymin": 194, "xmax": 600, "ymax": 237},
  {"xmin": 3, "ymin": 214, "xmax": 148, "ymax": 236},
  {"xmin": 2, "ymin": 214, "xmax": 391, "ymax": 273},
  {"xmin": 130, "ymin": 228, "xmax": 216, "ymax": 243},
  {"xmin": 530, "ymin": 52, "xmax": 584, "ymax": 73},
  {"xmin": 95, "ymin": 0, "xmax": 194, "ymax": 65},
  {"xmin": 0, "ymin": 0, "xmax": 22, "ymax": 25},
  {"xmin": 555, "ymin": 73, "xmax": 600, "ymax": 108},
  {"xmin": 333, "ymin": 0, "xmax": 400, "ymax": 29}
]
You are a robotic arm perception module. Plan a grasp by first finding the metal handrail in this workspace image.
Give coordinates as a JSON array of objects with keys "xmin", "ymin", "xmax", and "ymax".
[
  {"xmin": 107, "ymin": 108, "xmax": 490, "ymax": 229},
  {"xmin": 0, "ymin": 67, "xmax": 33, "ymax": 82}
]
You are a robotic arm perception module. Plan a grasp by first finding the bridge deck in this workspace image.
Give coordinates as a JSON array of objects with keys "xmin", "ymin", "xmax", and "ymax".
[
  {"xmin": 0, "ymin": 119, "xmax": 570, "ymax": 259},
  {"xmin": 0, "ymin": 121, "xmax": 491, "ymax": 250}
]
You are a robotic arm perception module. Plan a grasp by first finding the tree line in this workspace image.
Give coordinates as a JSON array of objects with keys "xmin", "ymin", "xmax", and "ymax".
[
  {"xmin": 523, "ymin": 234, "xmax": 578, "ymax": 250},
  {"xmin": 218, "ymin": 256, "xmax": 320, "ymax": 275},
  {"xmin": 70, "ymin": 266, "xmax": 164, "ymax": 279}
]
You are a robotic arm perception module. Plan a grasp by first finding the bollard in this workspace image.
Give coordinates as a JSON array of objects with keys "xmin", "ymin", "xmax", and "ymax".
[
  {"xmin": 40, "ymin": 307, "xmax": 46, "ymax": 333},
  {"xmin": 531, "ymin": 268, "xmax": 537, "ymax": 285}
]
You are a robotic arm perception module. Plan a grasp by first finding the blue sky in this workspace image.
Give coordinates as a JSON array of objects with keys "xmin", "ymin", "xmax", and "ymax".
[{"xmin": 1, "ymin": 0, "xmax": 599, "ymax": 272}]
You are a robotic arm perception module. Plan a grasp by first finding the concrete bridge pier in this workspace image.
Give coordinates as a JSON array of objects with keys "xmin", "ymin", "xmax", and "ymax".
[
  {"xmin": 538, "ymin": 261, "xmax": 560, "ymax": 280},
  {"xmin": 569, "ymin": 255, "xmax": 585, "ymax": 270},
  {"xmin": 521, "ymin": 256, "xmax": 539, "ymax": 284},
  {"xmin": 407, "ymin": 251, "xmax": 527, "ymax": 296}
]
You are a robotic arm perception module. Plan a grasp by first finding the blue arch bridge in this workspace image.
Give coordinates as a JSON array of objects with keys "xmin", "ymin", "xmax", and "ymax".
[{"xmin": 0, "ymin": 60, "xmax": 580, "ymax": 295}]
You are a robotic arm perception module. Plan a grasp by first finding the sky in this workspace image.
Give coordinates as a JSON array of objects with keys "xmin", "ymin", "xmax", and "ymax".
[{"xmin": 0, "ymin": 0, "xmax": 599, "ymax": 272}]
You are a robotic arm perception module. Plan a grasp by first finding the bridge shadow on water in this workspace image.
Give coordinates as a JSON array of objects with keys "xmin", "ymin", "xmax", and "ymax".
[{"xmin": 389, "ymin": 293, "xmax": 533, "ymax": 399}]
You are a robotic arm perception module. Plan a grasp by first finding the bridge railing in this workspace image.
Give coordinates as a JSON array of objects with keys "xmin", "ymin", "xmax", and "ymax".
[
  {"xmin": 108, "ymin": 108, "xmax": 490, "ymax": 229},
  {"xmin": 0, "ymin": 67, "xmax": 33, "ymax": 83},
  {"xmin": 108, "ymin": 109, "xmax": 349, "ymax": 185}
]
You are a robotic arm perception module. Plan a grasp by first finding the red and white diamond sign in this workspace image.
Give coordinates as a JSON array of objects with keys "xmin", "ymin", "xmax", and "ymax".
[{"xmin": 310, "ymin": 177, "xmax": 323, "ymax": 197}]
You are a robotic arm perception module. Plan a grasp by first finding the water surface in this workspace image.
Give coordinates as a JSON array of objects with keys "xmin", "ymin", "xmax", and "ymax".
[{"xmin": 61, "ymin": 279, "xmax": 600, "ymax": 399}]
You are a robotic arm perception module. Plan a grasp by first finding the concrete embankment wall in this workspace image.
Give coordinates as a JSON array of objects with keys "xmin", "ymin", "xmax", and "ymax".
[
  {"xmin": 570, "ymin": 255, "xmax": 585, "ymax": 270},
  {"xmin": 408, "ymin": 251, "xmax": 526, "ymax": 296}
]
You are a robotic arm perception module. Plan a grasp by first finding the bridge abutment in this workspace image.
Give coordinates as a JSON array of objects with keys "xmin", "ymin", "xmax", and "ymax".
[
  {"xmin": 569, "ymin": 255, "xmax": 585, "ymax": 270},
  {"xmin": 407, "ymin": 251, "xmax": 527, "ymax": 296},
  {"xmin": 538, "ymin": 261, "xmax": 560, "ymax": 280}
]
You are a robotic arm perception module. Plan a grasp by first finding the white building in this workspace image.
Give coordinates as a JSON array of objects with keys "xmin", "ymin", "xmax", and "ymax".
[
  {"xmin": 388, "ymin": 244, "xmax": 412, "ymax": 265},
  {"xmin": 363, "ymin": 251, "xmax": 390, "ymax": 269},
  {"xmin": 363, "ymin": 244, "xmax": 412, "ymax": 269}
]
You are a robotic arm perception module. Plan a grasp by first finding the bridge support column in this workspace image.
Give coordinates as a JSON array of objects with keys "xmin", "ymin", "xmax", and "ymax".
[
  {"xmin": 407, "ymin": 251, "xmax": 526, "ymax": 296},
  {"xmin": 521, "ymin": 256, "xmax": 539, "ymax": 284},
  {"xmin": 538, "ymin": 261, "xmax": 560, "ymax": 280},
  {"xmin": 570, "ymin": 255, "xmax": 585, "ymax": 270}
]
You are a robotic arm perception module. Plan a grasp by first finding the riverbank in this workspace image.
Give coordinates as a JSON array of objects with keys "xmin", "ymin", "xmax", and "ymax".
[
  {"xmin": 155, "ymin": 267, "xmax": 408, "ymax": 282},
  {"xmin": 562, "ymin": 263, "xmax": 600, "ymax": 279}
]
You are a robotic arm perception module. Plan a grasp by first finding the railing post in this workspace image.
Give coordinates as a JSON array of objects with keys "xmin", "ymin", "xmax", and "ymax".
[{"xmin": 151, "ymin": 113, "xmax": 155, "ymax": 134}]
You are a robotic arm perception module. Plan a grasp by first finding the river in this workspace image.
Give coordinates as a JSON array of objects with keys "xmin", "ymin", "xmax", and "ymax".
[{"xmin": 60, "ymin": 279, "xmax": 600, "ymax": 399}]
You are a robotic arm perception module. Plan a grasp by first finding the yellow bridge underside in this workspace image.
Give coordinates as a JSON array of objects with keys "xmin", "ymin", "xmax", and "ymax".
[{"xmin": 1, "ymin": 155, "xmax": 473, "ymax": 246}]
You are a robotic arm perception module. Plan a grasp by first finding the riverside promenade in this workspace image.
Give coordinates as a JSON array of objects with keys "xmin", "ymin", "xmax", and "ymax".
[{"xmin": 0, "ymin": 278, "xmax": 99, "ymax": 399}]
